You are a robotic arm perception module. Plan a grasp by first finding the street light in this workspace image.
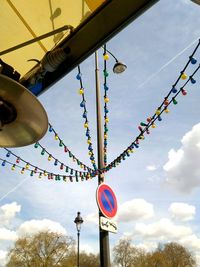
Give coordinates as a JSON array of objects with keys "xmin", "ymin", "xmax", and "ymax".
[
  {"xmin": 104, "ymin": 48, "xmax": 127, "ymax": 74},
  {"xmin": 74, "ymin": 212, "xmax": 83, "ymax": 267},
  {"xmin": 95, "ymin": 47, "xmax": 127, "ymax": 267}
]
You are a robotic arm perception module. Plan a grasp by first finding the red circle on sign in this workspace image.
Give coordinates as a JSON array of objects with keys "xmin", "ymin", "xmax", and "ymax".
[{"xmin": 96, "ymin": 183, "xmax": 117, "ymax": 219}]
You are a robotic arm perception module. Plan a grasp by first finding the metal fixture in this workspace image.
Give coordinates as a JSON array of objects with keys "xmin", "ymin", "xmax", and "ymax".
[{"xmin": 74, "ymin": 212, "xmax": 83, "ymax": 267}]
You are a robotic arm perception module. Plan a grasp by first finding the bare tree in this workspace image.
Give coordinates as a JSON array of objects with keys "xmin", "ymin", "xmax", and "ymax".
[
  {"xmin": 112, "ymin": 238, "xmax": 145, "ymax": 267},
  {"xmin": 143, "ymin": 242, "xmax": 196, "ymax": 267},
  {"xmin": 60, "ymin": 250, "xmax": 99, "ymax": 267},
  {"xmin": 79, "ymin": 251, "xmax": 99, "ymax": 267},
  {"xmin": 112, "ymin": 239, "xmax": 196, "ymax": 267},
  {"xmin": 6, "ymin": 231, "xmax": 75, "ymax": 267},
  {"xmin": 161, "ymin": 242, "xmax": 196, "ymax": 267}
]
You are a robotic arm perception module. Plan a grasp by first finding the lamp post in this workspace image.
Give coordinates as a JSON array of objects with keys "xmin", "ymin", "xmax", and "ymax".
[
  {"xmin": 95, "ymin": 48, "xmax": 126, "ymax": 267},
  {"xmin": 74, "ymin": 211, "xmax": 83, "ymax": 267}
]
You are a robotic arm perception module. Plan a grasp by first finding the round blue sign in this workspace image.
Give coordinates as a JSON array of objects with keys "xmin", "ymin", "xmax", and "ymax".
[{"xmin": 96, "ymin": 183, "xmax": 117, "ymax": 218}]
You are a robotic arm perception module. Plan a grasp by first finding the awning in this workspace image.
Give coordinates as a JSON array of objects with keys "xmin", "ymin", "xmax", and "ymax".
[
  {"xmin": 0, "ymin": 0, "xmax": 105, "ymax": 76},
  {"xmin": 0, "ymin": 0, "xmax": 158, "ymax": 94}
]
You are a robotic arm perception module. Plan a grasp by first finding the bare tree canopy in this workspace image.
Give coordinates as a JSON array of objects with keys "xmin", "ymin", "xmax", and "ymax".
[
  {"xmin": 6, "ymin": 231, "xmax": 99, "ymax": 267},
  {"xmin": 6, "ymin": 231, "xmax": 75, "ymax": 267},
  {"xmin": 160, "ymin": 242, "xmax": 196, "ymax": 267},
  {"xmin": 112, "ymin": 238, "xmax": 145, "ymax": 267},
  {"xmin": 79, "ymin": 251, "xmax": 99, "ymax": 267},
  {"xmin": 112, "ymin": 238, "xmax": 196, "ymax": 267},
  {"xmin": 6, "ymin": 232, "xmax": 197, "ymax": 267}
]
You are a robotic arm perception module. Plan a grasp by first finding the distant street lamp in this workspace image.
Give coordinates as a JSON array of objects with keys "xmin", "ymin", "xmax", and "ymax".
[{"xmin": 74, "ymin": 212, "xmax": 83, "ymax": 267}]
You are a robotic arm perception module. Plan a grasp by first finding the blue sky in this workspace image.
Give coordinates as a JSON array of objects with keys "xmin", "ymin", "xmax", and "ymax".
[{"xmin": 1, "ymin": 0, "xmax": 200, "ymax": 265}]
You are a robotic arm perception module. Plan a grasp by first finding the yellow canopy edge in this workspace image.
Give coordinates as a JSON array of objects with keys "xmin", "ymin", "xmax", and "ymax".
[{"xmin": 0, "ymin": 0, "xmax": 105, "ymax": 76}]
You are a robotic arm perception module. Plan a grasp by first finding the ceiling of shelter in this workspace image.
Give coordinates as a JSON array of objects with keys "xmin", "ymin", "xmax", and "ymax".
[{"xmin": 0, "ymin": 0, "xmax": 105, "ymax": 76}]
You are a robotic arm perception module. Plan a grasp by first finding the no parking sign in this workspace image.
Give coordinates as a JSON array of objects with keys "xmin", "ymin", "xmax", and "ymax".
[{"xmin": 96, "ymin": 183, "xmax": 118, "ymax": 219}]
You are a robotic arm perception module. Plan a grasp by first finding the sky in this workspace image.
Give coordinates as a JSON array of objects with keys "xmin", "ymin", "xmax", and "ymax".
[{"xmin": 1, "ymin": 0, "xmax": 200, "ymax": 265}]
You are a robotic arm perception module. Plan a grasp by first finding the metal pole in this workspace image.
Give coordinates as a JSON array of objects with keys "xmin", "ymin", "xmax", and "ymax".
[
  {"xmin": 77, "ymin": 231, "xmax": 80, "ymax": 267},
  {"xmin": 95, "ymin": 50, "xmax": 111, "ymax": 267}
]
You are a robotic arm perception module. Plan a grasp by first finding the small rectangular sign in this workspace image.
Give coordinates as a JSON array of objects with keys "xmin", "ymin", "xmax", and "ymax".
[{"xmin": 100, "ymin": 216, "xmax": 118, "ymax": 233}]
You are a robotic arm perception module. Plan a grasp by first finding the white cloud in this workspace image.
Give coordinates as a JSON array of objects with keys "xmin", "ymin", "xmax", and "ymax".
[
  {"xmin": 125, "ymin": 217, "xmax": 200, "ymax": 266},
  {"xmin": 146, "ymin": 165, "xmax": 157, "ymax": 171},
  {"xmin": 118, "ymin": 199, "xmax": 154, "ymax": 222},
  {"xmin": 179, "ymin": 234, "xmax": 200, "ymax": 266},
  {"xmin": 0, "ymin": 202, "xmax": 21, "ymax": 227},
  {"xmin": 17, "ymin": 219, "xmax": 66, "ymax": 237},
  {"xmin": 80, "ymin": 243, "xmax": 95, "ymax": 254},
  {"xmin": 163, "ymin": 123, "xmax": 200, "ymax": 192},
  {"xmin": 163, "ymin": 149, "xmax": 184, "ymax": 172},
  {"xmin": 180, "ymin": 234, "xmax": 200, "ymax": 250},
  {"xmin": 0, "ymin": 250, "xmax": 7, "ymax": 266},
  {"xmin": 0, "ymin": 218, "xmax": 68, "ymax": 267},
  {"xmin": 0, "ymin": 228, "xmax": 17, "ymax": 241},
  {"xmin": 133, "ymin": 218, "xmax": 192, "ymax": 240},
  {"xmin": 169, "ymin": 202, "xmax": 196, "ymax": 221},
  {"xmin": 85, "ymin": 199, "xmax": 154, "ymax": 224},
  {"xmin": 85, "ymin": 213, "xmax": 98, "ymax": 225},
  {"xmin": 135, "ymin": 241, "xmax": 157, "ymax": 252},
  {"xmin": 196, "ymin": 254, "xmax": 200, "ymax": 267}
]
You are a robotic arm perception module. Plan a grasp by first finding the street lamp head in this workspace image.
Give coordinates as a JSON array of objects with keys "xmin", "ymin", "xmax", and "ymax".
[
  {"xmin": 113, "ymin": 61, "xmax": 127, "ymax": 74},
  {"xmin": 74, "ymin": 211, "xmax": 83, "ymax": 232},
  {"xmin": 103, "ymin": 47, "xmax": 127, "ymax": 74}
]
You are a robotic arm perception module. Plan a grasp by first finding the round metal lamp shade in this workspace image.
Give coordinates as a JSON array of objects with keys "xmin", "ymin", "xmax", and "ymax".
[
  {"xmin": 0, "ymin": 74, "xmax": 48, "ymax": 147},
  {"xmin": 113, "ymin": 62, "xmax": 127, "ymax": 74}
]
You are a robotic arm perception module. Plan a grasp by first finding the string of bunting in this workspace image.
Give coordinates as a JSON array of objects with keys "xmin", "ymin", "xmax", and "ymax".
[
  {"xmin": 33, "ymin": 49, "xmax": 110, "ymax": 177},
  {"xmin": 103, "ymin": 45, "xmax": 109, "ymax": 166},
  {"xmin": 0, "ymin": 155, "xmax": 73, "ymax": 182},
  {"xmin": 33, "ymin": 142, "xmax": 93, "ymax": 174},
  {"xmin": 35, "ymin": 123, "xmax": 94, "ymax": 172},
  {"xmin": 102, "ymin": 40, "xmax": 200, "ymax": 173},
  {"xmin": 1, "ymin": 41, "xmax": 200, "ymax": 182},
  {"xmin": 1, "ymin": 121, "xmax": 97, "ymax": 182},
  {"xmin": 76, "ymin": 65, "xmax": 97, "ymax": 170},
  {"xmin": 2, "ymin": 148, "xmax": 94, "ymax": 182}
]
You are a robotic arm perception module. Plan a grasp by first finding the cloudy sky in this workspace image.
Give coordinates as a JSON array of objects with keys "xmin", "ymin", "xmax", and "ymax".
[{"xmin": 1, "ymin": 0, "xmax": 200, "ymax": 265}]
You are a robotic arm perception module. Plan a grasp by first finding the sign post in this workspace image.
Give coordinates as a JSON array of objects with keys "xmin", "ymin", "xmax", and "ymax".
[{"xmin": 95, "ymin": 50, "xmax": 111, "ymax": 267}]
